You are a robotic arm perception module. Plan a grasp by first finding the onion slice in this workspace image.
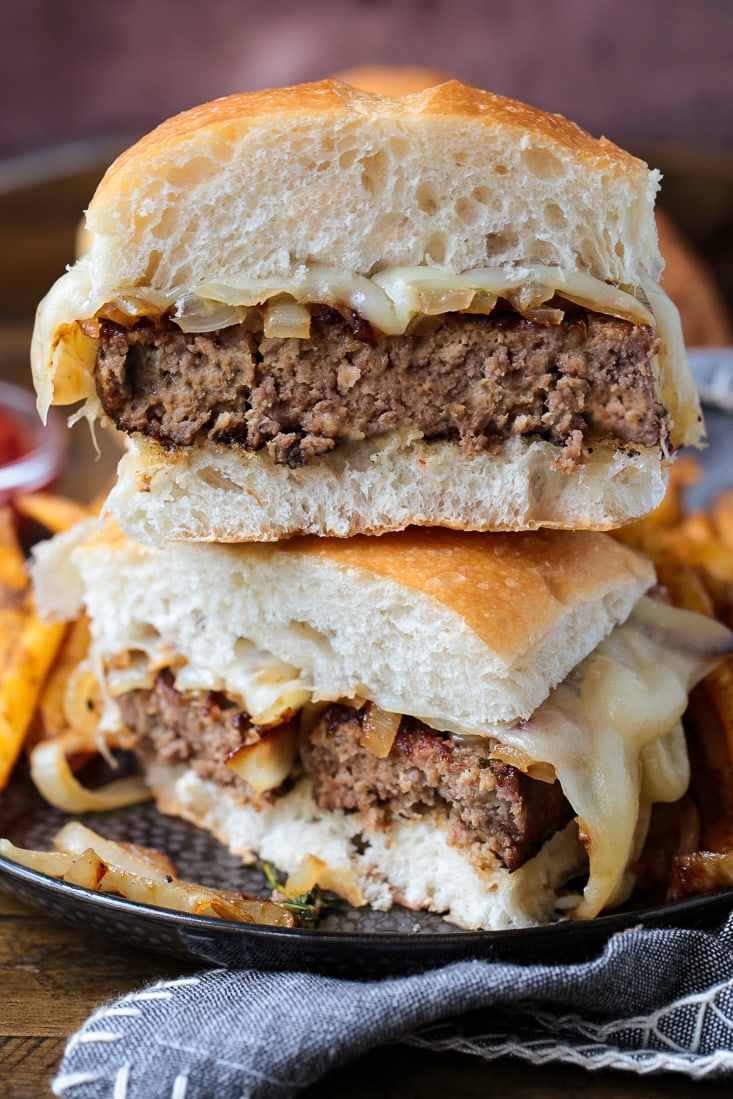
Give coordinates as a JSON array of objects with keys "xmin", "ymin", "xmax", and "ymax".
[
  {"xmin": 0, "ymin": 838, "xmax": 75, "ymax": 877},
  {"xmin": 226, "ymin": 722, "xmax": 298, "ymax": 793},
  {"xmin": 29, "ymin": 730, "xmax": 151, "ymax": 812},
  {"xmin": 359, "ymin": 703, "xmax": 401, "ymax": 759},
  {"xmin": 263, "ymin": 299, "xmax": 311, "ymax": 339},
  {"xmin": 54, "ymin": 821, "xmax": 177, "ymax": 880},
  {"xmin": 284, "ymin": 853, "xmax": 364, "ymax": 907},
  {"xmin": 0, "ymin": 827, "xmax": 296, "ymax": 926}
]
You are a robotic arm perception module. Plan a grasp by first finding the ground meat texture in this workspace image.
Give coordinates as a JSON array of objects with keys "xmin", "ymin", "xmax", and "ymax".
[
  {"xmin": 302, "ymin": 705, "xmax": 573, "ymax": 872},
  {"xmin": 118, "ymin": 675, "xmax": 573, "ymax": 872},
  {"xmin": 94, "ymin": 306, "xmax": 665, "ymax": 469},
  {"xmin": 117, "ymin": 670, "xmax": 277, "ymax": 805}
]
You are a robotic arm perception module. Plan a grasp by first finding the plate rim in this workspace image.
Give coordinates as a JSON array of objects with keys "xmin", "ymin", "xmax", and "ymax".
[{"xmin": 2, "ymin": 847, "xmax": 732, "ymax": 951}]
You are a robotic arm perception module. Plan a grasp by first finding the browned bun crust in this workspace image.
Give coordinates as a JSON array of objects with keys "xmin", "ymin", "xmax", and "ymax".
[
  {"xmin": 279, "ymin": 526, "xmax": 655, "ymax": 664},
  {"xmin": 656, "ymin": 207, "xmax": 732, "ymax": 346}
]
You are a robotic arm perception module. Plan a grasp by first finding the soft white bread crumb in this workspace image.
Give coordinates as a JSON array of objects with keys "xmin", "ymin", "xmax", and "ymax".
[
  {"xmin": 32, "ymin": 79, "xmax": 679, "ymax": 418},
  {"xmin": 105, "ymin": 433, "xmax": 669, "ymax": 543},
  {"xmin": 87, "ymin": 80, "xmax": 661, "ymax": 292},
  {"xmin": 147, "ymin": 762, "xmax": 586, "ymax": 931},
  {"xmin": 32, "ymin": 523, "xmax": 654, "ymax": 735}
]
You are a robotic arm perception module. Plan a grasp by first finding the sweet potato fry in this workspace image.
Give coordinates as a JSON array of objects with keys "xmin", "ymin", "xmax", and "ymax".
[
  {"xmin": 712, "ymin": 490, "xmax": 733, "ymax": 551},
  {"xmin": 0, "ymin": 608, "xmax": 66, "ymax": 789},
  {"xmin": 614, "ymin": 524, "xmax": 715, "ymax": 616},
  {"xmin": 620, "ymin": 456, "xmax": 701, "ymax": 540},
  {"xmin": 0, "ymin": 504, "xmax": 68, "ymax": 788},
  {"xmin": 703, "ymin": 658, "xmax": 733, "ymax": 767},
  {"xmin": 684, "ymin": 680, "xmax": 733, "ymax": 854},
  {"xmin": 669, "ymin": 850, "xmax": 733, "ymax": 901},
  {"xmin": 13, "ymin": 492, "xmax": 94, "ymax": 534},
  {"xmin": 0, "ymin": 508, "xmax": 27, "ymax": 592}
]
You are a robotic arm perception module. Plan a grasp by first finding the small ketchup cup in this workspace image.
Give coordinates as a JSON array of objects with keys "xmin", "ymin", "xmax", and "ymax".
[{"xmin": 0, "ymin": 380, "xmax": 66, "ymax": 506}]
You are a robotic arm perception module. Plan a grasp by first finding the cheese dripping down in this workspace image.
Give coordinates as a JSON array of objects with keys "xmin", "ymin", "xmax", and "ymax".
[{"xmin": 496, "ymin": 596, "xmax": 732, "ymax": 919}]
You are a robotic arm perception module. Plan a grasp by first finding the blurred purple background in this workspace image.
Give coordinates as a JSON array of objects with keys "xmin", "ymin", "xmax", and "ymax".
[{"xmin": 3, "ymin": 0, "xmax": 732, "ymax": 157}]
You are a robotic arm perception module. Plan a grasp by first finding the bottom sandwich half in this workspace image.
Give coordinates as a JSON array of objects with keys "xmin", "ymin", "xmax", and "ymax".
[{"xmin": 31, "ymin": 523, "xmax": 733, "ymax": 930}]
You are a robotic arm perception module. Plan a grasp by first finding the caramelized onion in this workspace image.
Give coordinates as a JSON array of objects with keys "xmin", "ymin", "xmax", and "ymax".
[
  {"xmin": 226, "ymin": 722, "xmax": 298, "ymax": 793},
  {"xmin": 489, "ymin": 743, "xmax": 557, "ymax": 783},
  {"xmin": 359, "ymin": 702, "xmax": 401, "ymax": 759},
  {"xmin": 507, "ymin": 284, "xmax": 564, "ymax": 326},
  {"xmin": 263, "ymin": 299, "xmax": 312, "ymax": 339},
  {"xmin": 284, "ymin": 853, "xmax": 364, "ymax": 907},
  {"xmin": 62, "ymin": 658, "xmax": 103, "ymax": 737},
  {"xmin": 0, "ymin": 828, "xmax": 295, "ymax": 926},
  {"xmin": 0, "ymin": 839, "xmax": 75, "ymax": 877},
  {"xmin": 172, "ymin": 292, "xmax": 247, "ymax": 333},
  {"xmin": 29, "ymin": 730, "xmax": 151, "ymax": 812},
  {"xmin": 54, "ymin": 821, "xmax": 177, "ymax": 880}
]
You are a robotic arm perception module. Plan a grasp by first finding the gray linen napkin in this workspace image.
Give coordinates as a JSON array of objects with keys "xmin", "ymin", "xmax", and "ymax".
[{"xmin": 53, "ymin": 910, "xmax": 733, "ymax": 1098}]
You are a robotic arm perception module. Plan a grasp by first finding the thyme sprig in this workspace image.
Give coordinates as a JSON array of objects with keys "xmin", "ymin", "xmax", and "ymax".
[{"xmin": 262, "ymin": 862, "xmax": 329, "ymax": 927}]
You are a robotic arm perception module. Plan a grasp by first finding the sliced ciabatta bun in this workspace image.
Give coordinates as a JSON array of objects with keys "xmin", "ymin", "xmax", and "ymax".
[
  {"xmin": 33, "ymin": 523, "xmax": 654, "ymax": 734},
  {"xmin": 31, "ymin": 79, "xmax": 701, "ymax": 542},
  {"xmin": 106, "ymin": 433, "xmax": 669, "ymax": 544}
]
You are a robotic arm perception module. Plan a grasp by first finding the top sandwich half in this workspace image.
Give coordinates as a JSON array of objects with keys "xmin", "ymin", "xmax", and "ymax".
[{"xmin": 32, "ymin": 80, "xmax": 702, "ymax": 543}]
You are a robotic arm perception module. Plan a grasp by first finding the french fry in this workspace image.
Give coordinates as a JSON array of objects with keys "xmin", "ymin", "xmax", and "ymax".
[
  {"xmin": 614, "ymin": 524, "xmax": 715, "ymax": 617},
  {"xmin": 684, "ymin": 681, "xmax": 733, "ymax": 854},
  {"xmin": 712, "ymin": 490, "xmax": 733, "ymax": 551},
  {"xmin": 13, "ymin": 492, "xmax": 94, "ymax": 534},
  {"xmin": 0, "ymin": 608, "xmax": 66, "ymax": 789},
  {"xmin": 703, "ymin": 658, "xmax": 733, "ymax": 769},
  {"xmin": 0, "ymin": 508, "xmax": 27, "ymax": 592},
  {"xmin": 0, "ymin": 504, "xmax": 68, "ymax": 789},
  {"xmin": 620, "ymin": 456, "xmax": 701, "ymax": 539}
]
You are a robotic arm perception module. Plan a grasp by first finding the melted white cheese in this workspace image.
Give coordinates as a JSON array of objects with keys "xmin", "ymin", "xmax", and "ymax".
[
  {"xmin": 497, "ymin": 597, "xmax": 730, "ymax": 919},
  {"xmin": 189, "ymin": 262, "xmax": 653, "ymax": 334}
]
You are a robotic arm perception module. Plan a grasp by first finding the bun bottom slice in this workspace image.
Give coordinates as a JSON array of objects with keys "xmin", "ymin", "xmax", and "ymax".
[{"xmin": 32, "ymin": 524, "xmax": 732, "ymax": 930}]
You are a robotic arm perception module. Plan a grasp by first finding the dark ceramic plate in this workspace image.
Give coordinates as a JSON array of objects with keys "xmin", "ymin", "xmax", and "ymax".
[{"xmin": 1, "ymin": 766, "xmax": 732, "ymax": 977}]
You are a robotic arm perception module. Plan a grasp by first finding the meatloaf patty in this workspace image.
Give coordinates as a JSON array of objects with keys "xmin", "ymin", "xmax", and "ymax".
[
  {"xmin": 94, "ymin": 306, "xmax": 665, "ymax": 469},
  {"xmin": 118, "ymin": 674, "xmax": 573, "ymax": 872}
]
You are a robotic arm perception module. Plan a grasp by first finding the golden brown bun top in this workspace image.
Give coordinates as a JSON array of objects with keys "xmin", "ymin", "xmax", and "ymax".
[
  {"xmin": 333, "ymin": 64, "xmax": 457, "ymax": 96},
  {"xmin": 96, "ymin": 79, "xmax": 645, "ymax": 206},
  {"xmin": 39, "ymin": 522, "xmax": 655, "ymax": 736},
  {"xmin": 35, "ymin": 76, "xmax": 681, "ymax": 443},
  {"xmin": 280, "ymin": 527, "xmax": 655, "ymax": 663}
]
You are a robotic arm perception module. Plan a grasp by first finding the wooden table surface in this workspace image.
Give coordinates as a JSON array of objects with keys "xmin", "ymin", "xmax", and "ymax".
[{"xmin": 1, "ymin": 144, "xmax": 733, "ymax": 1099}]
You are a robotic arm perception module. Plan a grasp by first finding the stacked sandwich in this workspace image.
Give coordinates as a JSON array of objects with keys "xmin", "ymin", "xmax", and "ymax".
[{"xmin": 29, "ymin": 80, "xmax": 732, "ymax": 929}]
